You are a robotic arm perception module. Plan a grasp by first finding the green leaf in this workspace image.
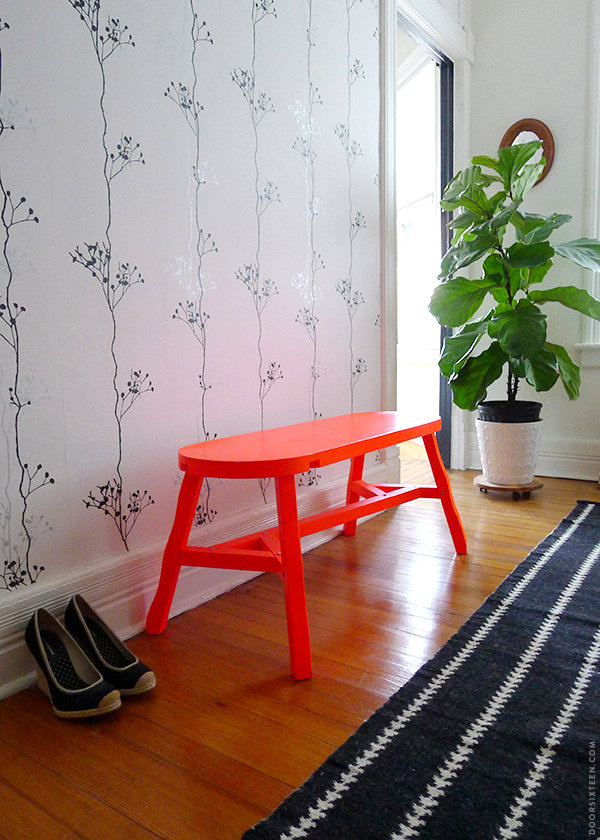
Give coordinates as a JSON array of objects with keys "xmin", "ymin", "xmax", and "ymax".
[
  {"xmin": 480, "ymin": 173, "xmax": 503, "ymax": 187},
  {"xmin": 526, "ymin": 259, "xmax": 553, "ymax": 286},
  {"xmin": 470, "ymin": 201, "xmax": 521, "ymax": 238},
  {"xmin": 471, "ymin": 154, "xmax": 502, "ymax": 173},
  {"xmin": 497, "ymin": 141, "xmax": 541, "ymax": 191},
  {"xmin": 438, "ymin": 315, "xmax": 492, "ymax": 377},
  {"xmin": 490, "ymin": 286, "xmax": 510, "ymax": 305},
  {"xmin": 529, "ymin": 285, "xmax": 600, "ymax": 320},
  {"xmin": 448, "ymin": 342, "xmax": 508, "ymax": 411},
  {"xmin": 429, "ymin": 277, "xmax": 495, "ymax": 327},
  {"xmin": 488, "ymin": 190, "xmax": 510, "ymax": 215},
  {"xmin": 512, "ymin": 161, "xmax": 545, "ymax": 200},
  {"xmin": 554, "ymin": 238, "xmax": 600, "ymax": 271},
  {"xmin": 466, "ymin": 218, "xmax": 495, "ymax": 237},
  {"xmin": 488, "ymin": 299, "xmax": 547, "ymax": 357},
  {"xmin": 446, "ymin": 195, "xmax": 487, "ymax": 216},
  {"xmin": 439, "ymin": 231, "xmax": 497, "ymax": 279},
  {"xmin": 482, "ymin": 252, "xmax": 505, "ymax": 278},
  {"xmin": 481, "ymin": 253, "xmax": 512, "ymax": 299},
  {"xmin": 447, "ymin": 209, "xmax": 482, "ymax": 231},
  {"xmin": 522, "ymin": 213, "xmax": 571, "ymax": 244},
  {"xmin": 482, "ymin": 252, "xmax": 529, "ymax": 299},
  {"xmin": 509, "ymin": 267, "xmax": 526, "ymax": 299},
  {"xmin": 511, "ymin": 210, "xmax": 530, "ymax": 239},
  {"xmin": 490, "ymin": 200, "xmax": 522, "ymax": 229},
  {"xmin": 509, "ymin": 356, "xmax": 527, "ymax": 379},
  {"xmin": 545, "ymin": 342, "xmax": 580, "ymax": 400},
  {"xmin": 506, "ymin": 241, "xmax": 554, "ymax": 268},
  {"xmin": 523, "ymin": 347, "xmax": 559, "ymax": 392},
  {"xmin": 441, "ymin": 166, "xmax": 490, "ymax": 215}
]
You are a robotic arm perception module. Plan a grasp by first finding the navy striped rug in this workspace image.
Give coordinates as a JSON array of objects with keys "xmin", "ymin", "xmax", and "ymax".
[{"xmin": 242, "ymin": 501, "xmax": 600, "ymax": 840}]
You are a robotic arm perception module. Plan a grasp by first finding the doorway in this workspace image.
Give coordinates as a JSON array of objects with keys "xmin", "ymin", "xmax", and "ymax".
[{"xmin": 395, "ymin": 16, "xmax": 453, "ymax": 467}]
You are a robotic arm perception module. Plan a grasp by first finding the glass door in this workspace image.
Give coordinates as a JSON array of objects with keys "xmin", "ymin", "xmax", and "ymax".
[{"xmin": 396, "ymin": 17, "xmax": 453, "ymax": 465}]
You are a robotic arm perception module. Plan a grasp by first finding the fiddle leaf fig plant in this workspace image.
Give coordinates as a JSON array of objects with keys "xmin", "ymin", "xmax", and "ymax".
[{"xmin": 429, "ymin": 141, "xmax": 600, "ymax": 412}]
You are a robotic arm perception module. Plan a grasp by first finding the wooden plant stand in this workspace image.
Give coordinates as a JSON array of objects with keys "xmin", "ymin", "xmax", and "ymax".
[{"xmin": 473, "ymin": 474, "xmax": 543, "ymax": 500}]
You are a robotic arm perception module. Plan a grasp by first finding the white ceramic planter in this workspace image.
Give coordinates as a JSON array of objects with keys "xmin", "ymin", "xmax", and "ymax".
[{"xmin": 475, "ymin": 418, "xmax": 543, "ymax": 485}]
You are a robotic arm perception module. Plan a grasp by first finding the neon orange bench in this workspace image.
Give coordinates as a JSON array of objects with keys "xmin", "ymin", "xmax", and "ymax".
[{"xmin": 146, "ymin": 412, "xmax": 467, "ymax": 679}]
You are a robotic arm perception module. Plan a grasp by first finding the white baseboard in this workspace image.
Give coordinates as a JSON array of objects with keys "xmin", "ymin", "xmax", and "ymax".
[
  {"xmin": 0, "ymin": 455, "xmax": 399, "ymax": 700},
  {"xmin": 465, "ymin": 431, "xmax": 600, "ymax": 482}
]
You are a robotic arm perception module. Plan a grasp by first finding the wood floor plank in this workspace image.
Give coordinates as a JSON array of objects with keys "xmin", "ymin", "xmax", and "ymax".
[
  {"xmin": 1, "ymin": 468, "xmax": 598, "ymax": 839},
  {"xmin": 140, "ymin": 628, "xmax": 382, "ymax": 735},
  {"xmin": 0, "ymin": 778, "xmax": 84, "ymax": 840},
  {"xmin": 0, "ymin": 738, "xmax": 157, "ymax": 840},
  {"xmin": 0, "ymin": 697, "xmax": 264, "ymax": 840}
]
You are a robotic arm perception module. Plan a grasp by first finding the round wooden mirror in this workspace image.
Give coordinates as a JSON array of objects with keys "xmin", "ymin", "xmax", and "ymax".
[{"xmin": 499, "ymin": 118, "xmax": 555, "ymax": 184}]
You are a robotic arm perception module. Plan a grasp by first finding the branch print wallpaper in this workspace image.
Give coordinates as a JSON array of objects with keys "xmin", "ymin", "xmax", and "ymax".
[
  {"xmin": 165, "ymin": 2, "xmax": 219, "ymax": 527},
  {"xmin": 0, "ymin": 18, "xmax": 53, "ymax": 589},
  {"xmin": 0, "ymin": 0, "xmax": 380, "ymax": 607},
  {"xmin": 67, "ymin": 0, "xmax": 155, "ymax": 550},
  {"xmin": 232, "ymin": 0, "xmax": 283, "ymax": 503}
]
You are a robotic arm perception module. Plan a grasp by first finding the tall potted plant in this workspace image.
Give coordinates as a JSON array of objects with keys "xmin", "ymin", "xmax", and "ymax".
[{"xmin": 429, "ymin": 141, "xmax": 600, "ymax": 486}]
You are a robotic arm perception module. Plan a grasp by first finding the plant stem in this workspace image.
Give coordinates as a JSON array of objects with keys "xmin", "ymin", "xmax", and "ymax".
[{"xmin": 492, "ymin": 228, "xmax": 516, "ymax": 402}]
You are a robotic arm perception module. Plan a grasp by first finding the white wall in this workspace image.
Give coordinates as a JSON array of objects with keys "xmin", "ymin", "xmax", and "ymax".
[
  {"xmin": 467, "ymin": 0, "xmax": 600, "ymax": 479},
  {"xmin": 0, "ymin": 0, "xmax": 382, "ymax": 694}
]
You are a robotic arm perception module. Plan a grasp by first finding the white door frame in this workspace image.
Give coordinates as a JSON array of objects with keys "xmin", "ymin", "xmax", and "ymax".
[{"xmin": 379, "ymin": 0, "xmax": 473, "ymax": 468}]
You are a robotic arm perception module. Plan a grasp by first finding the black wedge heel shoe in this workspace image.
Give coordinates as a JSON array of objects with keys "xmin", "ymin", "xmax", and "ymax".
[
  {"xmin": 65, "ymin": 594, "xmax": 156, "ymax": 695},
  {"xmin": 24, "ymin": 608, "xmax": 121, "ymax": 719}
]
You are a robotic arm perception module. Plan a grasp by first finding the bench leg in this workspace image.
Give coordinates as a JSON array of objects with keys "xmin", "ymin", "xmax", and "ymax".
[
  {"xmin": 422, "ymin": 433, "xmax": 467, "ymax": 555},
  {"xmin": 275, "ymin": 474, "xmax": 312, "ymax": 679},
  {"xmin": 343, "ymin": 453, "xmax": 365, "ymax": 537},
  {"xmin": 146, "ymin": 472, "xmax": 204, "ymax": 634}
]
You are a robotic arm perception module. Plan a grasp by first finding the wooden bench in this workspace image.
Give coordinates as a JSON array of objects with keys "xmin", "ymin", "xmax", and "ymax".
[{"xmin": 146, "ymin": 412, "xmax": 467, "ymax": 679}]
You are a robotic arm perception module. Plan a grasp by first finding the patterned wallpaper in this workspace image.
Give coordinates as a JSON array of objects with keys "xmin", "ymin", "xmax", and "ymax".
[{"xmin": 0, "ymin": 0, "xmax": 380, "ymax": 592}]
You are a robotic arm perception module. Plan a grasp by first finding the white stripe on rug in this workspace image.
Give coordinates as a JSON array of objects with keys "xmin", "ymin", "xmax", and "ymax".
[
  {"xmin": 278, "ymin": 503, "xmax": 596, "ymax": 840},
  {"xmin": 492, "ymin": 623, "xmax": 600, "ymax": 840},
  {"xmin": 391, "ymin": 538, "xmax": 600, "ymax": 840}
]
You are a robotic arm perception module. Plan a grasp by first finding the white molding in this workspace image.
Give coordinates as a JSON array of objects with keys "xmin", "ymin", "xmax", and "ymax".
[
  {"xmin": 447, "ymin": 53, "xmax": 472, "ymax": 469},
  {"xmin": 0, "ymin": 456, "xmax": 400, "ymax": 700},
  {"xmin": 465, "ymin": 429, "xmax": 600, "ymax": 482},
  {"xmin": 380, "ymin": 0, "xmax": 398, "ymax": 410},
  {"xmin": 451, "ymin": 403, "xmax": 467, "ymax": 470},
  {"xmin": 584, "ymin": 0, "xmax": 600, "ymax": 344},
  {"xmin": 396, "ymin": 45, "xmax": 430, "ymax": 89},
  {"xmin": 574, "ymin": 341, "xmax": 600, "ymax": 368},
  {"xmin": 448, "ymin": 52, "xmax": 471, "ymax": 471},
  {"xmin": 396, "ymin": 0, "xmax": 473, "ymax": 64}
]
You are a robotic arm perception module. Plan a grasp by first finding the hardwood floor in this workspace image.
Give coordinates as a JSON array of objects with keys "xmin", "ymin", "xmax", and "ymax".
[{"xmin": 1, "ymin": 466, "xmax": 599, "ymax": 839}]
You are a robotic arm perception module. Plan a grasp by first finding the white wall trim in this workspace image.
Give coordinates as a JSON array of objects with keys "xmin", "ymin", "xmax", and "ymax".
[
  {"xmin": 448, "ymin": 53, "xmax": 472, "ymax": 471},
  {"xmin": 583, "ymin": 0, "xmax": 600, "ymax": 345},
  {"xmin": 574, "ymin": 341, "xmax": 600, "ymax": 368},
  {"xmin": 380, "ymin": 0, "xmax": 398, "ymax": 410},
  {"xmin": 396, "ymin": 45, "xmax": 430, "ymax": 88},
  {"xmin": 396, "ymin": 0, "xmax": 473, "ymax": 64},
  {"xmin": 0, "ymin": 455, "xmax": 400, "ymax": 700}
]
